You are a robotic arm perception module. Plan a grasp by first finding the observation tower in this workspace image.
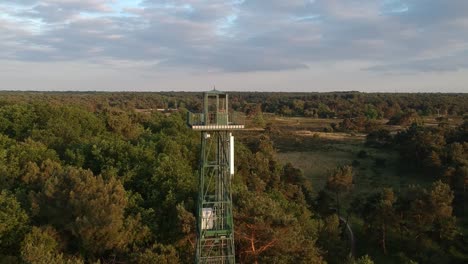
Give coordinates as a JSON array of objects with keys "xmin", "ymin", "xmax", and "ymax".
[{"xmin": 187, "ymin": 90, "xmax": 244, "ymax": 264}]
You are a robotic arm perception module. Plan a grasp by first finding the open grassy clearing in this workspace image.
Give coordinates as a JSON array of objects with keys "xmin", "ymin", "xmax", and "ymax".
[
  {"xmin": 295, "ymin": 131, "xmax": 366, "ymax": 141},
  {"xmin": 266, "ymin": 116, "xmax": 342, "ymax": 133},
  {"xmin": 277, "ymin": 140, "xmax": 431, "ymax": 197},
  {"xmin": 269, "ymin": 116, "xmax": 342, "ymax": 130},
  {"xmin": 267, "ymin": 115, "xmax": 435, "ymax": 196},
  {"xmin": 265, "ymin": 115, "xmax": 464, "ymax": 133}
]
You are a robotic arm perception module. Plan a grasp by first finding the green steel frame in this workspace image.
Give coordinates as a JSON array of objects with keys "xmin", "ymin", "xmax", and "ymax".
[
  {"xmin": 189, "ymin": 91, "xmax": 241, "ymax": 264},
  {"xmin": 196, "ymin": 130, "xmax": 235, "ymax": 264}
]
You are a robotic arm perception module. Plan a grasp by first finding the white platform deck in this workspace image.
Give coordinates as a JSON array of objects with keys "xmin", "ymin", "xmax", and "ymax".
[{"xmin": 190, "ymin": 124, "xmax": 245, "ymax": 131}]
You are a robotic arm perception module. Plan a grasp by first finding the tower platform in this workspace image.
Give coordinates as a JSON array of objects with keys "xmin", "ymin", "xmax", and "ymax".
[{"xmin": 187, "ymin": 112, "xmax": 245, "ymax": 131}]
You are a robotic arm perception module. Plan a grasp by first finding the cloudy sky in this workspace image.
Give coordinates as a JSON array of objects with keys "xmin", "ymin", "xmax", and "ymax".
[{"xmin": 1, "ymin": 0, "xmax": 467, "ymax": 92}]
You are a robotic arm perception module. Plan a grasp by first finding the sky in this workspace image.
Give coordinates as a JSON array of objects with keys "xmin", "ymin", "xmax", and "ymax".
[{"xmin": 1, "ymin": 0, "xmax": 468, "ymax": 92}]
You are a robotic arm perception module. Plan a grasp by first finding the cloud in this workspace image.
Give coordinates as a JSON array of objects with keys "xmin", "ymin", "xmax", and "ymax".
[
  {"xmin": 398, "ymin": 0, "xmax": 468, "ymax": 25},
  {"xmin": 367, "ymin": 50, "xmax": 468, "ymax": 73},
  {"xmin": 1, "ymin": 0, "xmax": 468, "ymax": 74}
]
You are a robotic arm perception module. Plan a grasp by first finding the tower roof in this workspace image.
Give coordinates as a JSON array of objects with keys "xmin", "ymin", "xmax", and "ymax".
[{"xmin": 204, "ymin": 88, "xmax": 226, "ymax": 95}]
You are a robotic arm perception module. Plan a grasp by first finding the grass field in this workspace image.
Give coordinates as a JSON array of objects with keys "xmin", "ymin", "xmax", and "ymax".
[
  {"xmin": 268, "ymin": 115, "xmax": 447, "ymax": 197},
  {"xmin": 277, "ymin": 140, "xmax": 431, "ymax": 196},
  {"xmin": 271, "ymin": 112, "xmax": 438, "ymax": 203}
]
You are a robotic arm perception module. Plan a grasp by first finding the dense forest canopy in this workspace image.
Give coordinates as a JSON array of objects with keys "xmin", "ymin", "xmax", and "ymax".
[{"xmin": 0, "ymin": 91, "xmax": 466, "ymax": 263}]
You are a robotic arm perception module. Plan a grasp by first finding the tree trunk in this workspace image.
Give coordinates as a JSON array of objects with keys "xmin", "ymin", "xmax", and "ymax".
[
  {"xmin": 336, "ymin": 191, "xmax": 341, "ymax": 215},
  {"xmin": 250, "ymin": 234, "xmax": 258, "ymax": 264},
  {"xmin": 382, "ymin": 223, "xmax": 387, "ymax": 255}
]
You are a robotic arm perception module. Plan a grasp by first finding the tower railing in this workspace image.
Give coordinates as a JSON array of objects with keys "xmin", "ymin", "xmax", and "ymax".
[{"xmin": 187, "ymin": 111, "xmax": 245, "ymax": 128}]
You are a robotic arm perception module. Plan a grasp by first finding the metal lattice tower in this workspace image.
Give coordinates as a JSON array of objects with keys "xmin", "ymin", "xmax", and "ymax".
[{"xmin": 187, "ymin": 90, "xmax": 244, "ymax": 264}]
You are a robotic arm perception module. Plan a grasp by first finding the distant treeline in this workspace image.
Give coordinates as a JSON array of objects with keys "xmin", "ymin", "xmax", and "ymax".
[
  {"xmin": 232, "ymin": 92, "xmax": 467, "ymax": 118},
  {"xmin": 1, "ymin": 91, "xmax": 466, "ymax": 119}
]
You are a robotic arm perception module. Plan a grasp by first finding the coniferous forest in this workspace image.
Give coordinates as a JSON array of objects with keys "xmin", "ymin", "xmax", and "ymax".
[{"xmin": 0, "ymin": 91, "xmax": 467, "ymax": 264}]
